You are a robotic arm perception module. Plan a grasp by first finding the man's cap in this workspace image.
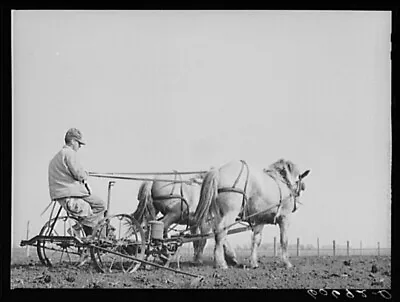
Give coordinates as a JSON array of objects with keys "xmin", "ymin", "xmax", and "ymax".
[{"xmin": 65, "ymin": 128, "xmax": 86, "ymax": 145}]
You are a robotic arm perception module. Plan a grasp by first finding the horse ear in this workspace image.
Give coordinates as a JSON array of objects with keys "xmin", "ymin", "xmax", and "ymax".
[
  {"xmin": 300, "ymin": 170, "xmax": 310, "ymax": 179},
  {"xmin": 286, "ymin": 161, "xmax": 292, "ymax": 173}
]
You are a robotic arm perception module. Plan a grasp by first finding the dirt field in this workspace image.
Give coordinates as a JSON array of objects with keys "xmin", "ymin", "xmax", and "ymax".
[{"xmin": 10, "ymin": 247, "xmax": 391, "ymax": 290}]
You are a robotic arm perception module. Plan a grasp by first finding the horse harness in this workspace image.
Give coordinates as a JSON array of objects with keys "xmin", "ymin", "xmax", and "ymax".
[
  {"xmin": 152, "ymin": 171, "xmax": 191, "ymax": 229},
  {"xmin": 217, "ymin": 160, "xmax": 250, "ymax": 221},
  {"xmin": 263, "ymin": 169, "xmax": 301, "ymax": 224},
  {"xmin": 217, "ymin": 160, "xmax": 302, "ymax": 226}
]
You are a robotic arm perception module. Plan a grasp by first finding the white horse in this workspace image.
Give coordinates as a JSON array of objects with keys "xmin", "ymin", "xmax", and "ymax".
[
  {"xmin": 194, "ymin": 159, "xmax": 310, "ymax": 269},
  {"xmin": 132, "ymin": 173, "xmax": 211, "ymax": 264}
]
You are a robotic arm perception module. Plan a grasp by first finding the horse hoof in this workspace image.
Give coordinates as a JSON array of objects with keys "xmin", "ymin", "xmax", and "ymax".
[
  {"xmin": 214, "ymin": 264, "xmax": 229, "ymax": 270},
  {"xmin": 231, "ymin": 262, "xmax": 243, "ymax": 268}
]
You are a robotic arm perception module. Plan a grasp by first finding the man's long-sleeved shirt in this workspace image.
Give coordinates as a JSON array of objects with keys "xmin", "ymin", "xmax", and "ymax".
[{"xmin": 48, "ymin": 145, "xmax": 90, "ymax": 200}]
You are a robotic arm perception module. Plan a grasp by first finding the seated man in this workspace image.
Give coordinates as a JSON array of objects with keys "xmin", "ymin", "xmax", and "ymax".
[{"xmin": 48, "ymin": 128, "xmax": 106, "ymax": 237}]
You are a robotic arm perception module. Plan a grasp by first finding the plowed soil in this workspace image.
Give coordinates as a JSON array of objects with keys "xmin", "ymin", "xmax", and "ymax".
[{"xmin": 10, "ymin": 248, "xmax": 391, "ymax": 290}]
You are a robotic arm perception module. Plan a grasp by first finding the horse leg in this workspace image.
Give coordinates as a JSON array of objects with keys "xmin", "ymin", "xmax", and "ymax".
[
  {"xmin": 192, "ymin": 221, "xmax": 212, "ymax": 264},
  {"xmin": 160, "ymin": 214, "xmax": 178, "ymax": 238},
  {"xmin": 223, "ymin": 239, "xmax": 239, "ymax": 266},
  {"xmin": 278, "ymin": 217, "xmax": 293, "ymax": 268},
  {"xmin": 167, "ymin": 245, "xmax": 182, "ymax": 270},
  {"xmin": 250, "ymin": 224, "xmax": 264, "ymax": 269},
  {"xmin": 214, "ymin": 226, "xmax": 228, "ymax": 269},
  {"xmin": 214, "ymin": 211, "xmax": 238, "ymax": 269},
  {"xmin": 190, "ymin": 226, "xmax": 201, "ymax": 263},
  {"xmin": 158, "ymin": 214, "xmax": 178, "ymax": 267}
]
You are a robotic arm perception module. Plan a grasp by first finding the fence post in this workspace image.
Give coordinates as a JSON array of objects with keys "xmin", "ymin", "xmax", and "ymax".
[
  {"xmin": 347, "ymin": 240, "xmax": 350, "ymax": 257},
  {"xmin": 378, "ymin": 242, "xmax": 380, "ymax": 256},
  {"xmin": 360, "ymin": 241, "xmax": 362, "ymax": 256},
  {"xmin": 26, "ymin": 220, "xmax": 30, "ymax": 257},
  {"xmin": 274, "ymin": 237, "xmax": 277, "ymax": 257},
  {"xmin": 333, "ymin": 240, "xmax": 336, "ymax": 257},
  {"xmin": 317, "ymin": 237, "xmax": 320, "ymax": 257},
  {"xmin": 297, "ymin": 238, "xmax": 300, "ymax": 256}
]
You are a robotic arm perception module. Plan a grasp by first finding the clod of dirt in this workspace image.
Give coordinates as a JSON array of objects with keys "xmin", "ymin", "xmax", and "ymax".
[
  {"xmin": 371, "ymin": 279, "xmax": 384, "ymax": 286},
  {"xmin": 330, "ymin": 273, "xmax": 340, "ymax": 277},
  {"xmin": 66, "ymin": 275, "xmax": 75, "ymax": 282},
  {"xmin": 343, "ymin": 260, "xmax": 351, "ymax": 266},
  {"xmin": 183, "ymin": 277, "xmax": 203, "ymax": 288},
  {"xmin": 35, "ymin": 273, "xmax": 51, "ymax": 283},
  {"xmin": 15, "ymin": 278, "xmax": 24, "ymax": 285},
  {"xmin": 371, "ymin": 264, "xmax": 378, "ymax": 273},
  {"xmin": 87, "ymin": 282, "xmax": 103, "ymax": 288},
  {"xmin": 109, "ymin": 281, "xmax": 120, "ymax": 287}
]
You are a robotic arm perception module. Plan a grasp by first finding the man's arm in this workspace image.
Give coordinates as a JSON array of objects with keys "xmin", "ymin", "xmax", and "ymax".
[{"xmin": 64, "ymin": 150, "xmax": 88, "ymax": 182}]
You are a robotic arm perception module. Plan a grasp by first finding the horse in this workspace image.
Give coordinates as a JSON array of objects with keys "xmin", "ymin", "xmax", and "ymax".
[
  {"xmin": 193, "ymin": 159, "xmax": 310, "ymax": 269},
  {"xmin": 132, "ymin": 172, "xmax": 211, "ymax": 265}
]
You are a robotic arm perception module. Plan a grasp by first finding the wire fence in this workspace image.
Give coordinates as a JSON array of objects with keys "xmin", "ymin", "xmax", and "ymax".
[{"xmin": 178, "ymin": 238, "xmax": 391, "ymax": 259}]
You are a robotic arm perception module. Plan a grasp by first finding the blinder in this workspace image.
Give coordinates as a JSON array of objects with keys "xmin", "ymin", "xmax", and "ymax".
[{"xmin": 291, "ymin": 173, "xmax": 308, "ymax": 212}]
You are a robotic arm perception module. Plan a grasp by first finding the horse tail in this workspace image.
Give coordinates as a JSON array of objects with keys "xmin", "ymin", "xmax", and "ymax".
[
  {"xmin": 194, "ymin": 168, "xmax": 219, "ymax": 226},
  {"xmin": 132, "ymin": 181, "xmax": 156, "ymax": 224}
]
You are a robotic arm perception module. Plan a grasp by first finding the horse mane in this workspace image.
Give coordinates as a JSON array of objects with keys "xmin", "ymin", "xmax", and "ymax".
[{"xmin": 266, "ymin": 158, "xmax": 300, "ymax": 187}]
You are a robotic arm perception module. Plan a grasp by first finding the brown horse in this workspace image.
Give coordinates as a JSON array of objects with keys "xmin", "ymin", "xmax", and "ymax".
[
  {"xmin": 132, "ymin": 173, "xmax": 211, "ymax": 264},
  {"xmin": 194, "ymin": 159, "xmax": 310, "ymax": 269}
]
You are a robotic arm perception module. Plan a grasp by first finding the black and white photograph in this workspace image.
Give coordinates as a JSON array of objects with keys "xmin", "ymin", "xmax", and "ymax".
[{"xmin": 10, "ymin": 10, "xmax": 391, "ymax": 293}]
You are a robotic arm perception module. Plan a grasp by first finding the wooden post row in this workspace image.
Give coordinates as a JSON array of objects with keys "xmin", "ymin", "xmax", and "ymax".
[
  {"xmin": 296, "ymin": 238, "xmax": 300, "ymax": 256},
  {"xmin": 333, "ymin": 240, "xmax": 336, "ymax": 257},
  {"xmin": 26, "ymin": 220, "xmax": 30, "ymax": 257}
]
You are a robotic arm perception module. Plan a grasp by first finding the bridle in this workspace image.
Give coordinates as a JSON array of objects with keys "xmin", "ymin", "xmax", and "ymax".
[
  {"xmin": 264, "ymin": 168, "xmax": 308, "ymax": 223},
  {"xmin": 290, "ymin": 178, "xmax": 305, "ymax": 213}
]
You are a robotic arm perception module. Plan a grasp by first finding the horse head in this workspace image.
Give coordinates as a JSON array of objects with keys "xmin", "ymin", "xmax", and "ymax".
[
  {"xmin": 269, "ymin": 159, "xmax": 298, "ymax": 187},
  {"xmin": 295, "ymin": 169, "xmax": 310, "ymax": 194},
  {"xmin": 268, "ymin": 159, "xmax": 310, "ymax": 210}
]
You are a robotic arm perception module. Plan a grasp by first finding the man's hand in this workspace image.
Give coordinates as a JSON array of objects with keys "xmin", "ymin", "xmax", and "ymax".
[{"xmin": 83, "ymin": 180, "xmax": 92, "ymax": 195}]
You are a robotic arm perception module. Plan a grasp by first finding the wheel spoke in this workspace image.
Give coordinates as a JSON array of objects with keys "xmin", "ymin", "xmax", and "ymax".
[
  {"xmin": 90, "ymin": 214, "xmax": 146, "ymax": 273},
  {"xmin": 37, "ymin": 216, "xmax": 84, "ymax": 267},
  {"xmin": 66, "ymin": 247, "xmax": 73, "ymax": 264},
  {"xmin": 58, "ymin": 249, "xmax": 65, "ymax": 263}
]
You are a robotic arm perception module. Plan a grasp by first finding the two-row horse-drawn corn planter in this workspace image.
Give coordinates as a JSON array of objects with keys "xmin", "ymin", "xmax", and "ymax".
[{"xmin": 19, "ymin": 170, "xmax": 253, "ymax": 282}]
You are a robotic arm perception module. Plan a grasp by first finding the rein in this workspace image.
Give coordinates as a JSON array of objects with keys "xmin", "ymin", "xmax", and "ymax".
[
  {"xmin": 88, "ymin": 173, "xmax": 197, "ymax": 185},
  {"xmin": 89, "ymin": 171, "xmax": 207, "ymax": 176}
]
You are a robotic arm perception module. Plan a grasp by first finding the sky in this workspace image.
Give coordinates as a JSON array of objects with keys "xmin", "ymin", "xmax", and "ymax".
[{"xmin": 12, "ymin": 10, "xmax": 391, "ymax": 251}]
